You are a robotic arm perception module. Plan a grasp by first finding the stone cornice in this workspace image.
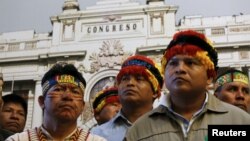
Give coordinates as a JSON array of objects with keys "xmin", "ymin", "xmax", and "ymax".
[
  {"xmin": 136, "ymin": 44, "xmax": 167, "ymax": 53},
  {"xmin": 50, "ymin": 5, "xmax": 178, "ymax": 22},
  {"xmin": 214, "ymin": 40, "xmax": 250, "ymax": 48},
  {"xmin": 0, "ymin": 49, "xmax": 86, "ymax": 63}
]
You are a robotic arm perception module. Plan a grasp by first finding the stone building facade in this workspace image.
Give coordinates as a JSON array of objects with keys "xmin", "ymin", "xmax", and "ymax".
[{"xmin": 0, "ymin": 0, "xmax": 250, "ymax": 129}]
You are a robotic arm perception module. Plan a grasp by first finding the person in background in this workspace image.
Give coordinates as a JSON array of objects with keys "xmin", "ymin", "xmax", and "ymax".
[
  {"xmin": 125, "ymin": 30, "xmax": 250, "ymax": 141},
  {"xmin": 91, "ymin": 55, "xmax": 163, "ymax": 141},
  {"xmin": 6, "ymin": 63, "xmax": 106, "ymax": 141},
  {"xmin": 92, "ymin": 86, "xmax": 121, "ymax": 126},
  {"xmin": 0, "ymin": 73, "xmax": 14, "ymax": 140},
  {"xmin": 214, "ymin": 68, "xmax": 250, "ymax": 113},
  {"xmin": 0, "ymin": 94, "xmax": 28, "ymax": 133}
]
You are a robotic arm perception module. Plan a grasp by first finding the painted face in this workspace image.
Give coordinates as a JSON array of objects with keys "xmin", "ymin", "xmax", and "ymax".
[
  {"xmin": 118, "ymin": 74, "xmax": 156, "ymax": 106},
  {"xmin": 215, "ymin": 81, "xmax": 250, "ymax": 113},
  {"xmin": 0, "ymin": 102, "xmax": 26, "ymax": 133},
  {"xmin": 40, "ymin": 83, "xmax": 85, "ymax": 121},
  {"xmin": 164, "ymin": 55, "xmax": 211, "ymax": 97}
]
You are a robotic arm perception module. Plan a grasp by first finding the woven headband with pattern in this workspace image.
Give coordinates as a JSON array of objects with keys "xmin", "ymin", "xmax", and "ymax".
[
  {"xmin": 122, "ymin": 59, "xmax": 163, "ymax": 87},
  {"xmin": 215, "ymin": 71, "xmax": 249, "ymax": 90},
  {"xmin": 93, "ymin": 89, "xmax": 118, "ymax": 110},
  {"xmin": 42, "ymin": 74, "xmax": 85, "ymax": 95}
]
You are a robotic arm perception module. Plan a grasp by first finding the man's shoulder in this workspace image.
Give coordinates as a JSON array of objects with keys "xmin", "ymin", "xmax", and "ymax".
[
  {"xmin": 90, "ymin": 120, "xmax": 114, "ymax": 133},
  {"xmin": 138, "ymin": 105, "xmax": 167, "ymax": 120},
  {"xmin": 5, "ymin": 130, "xmax": 30, "ymax": 141},
  {"xmin": 207, "ymin": 95, "xmax": 250, "ymax": 122},
  {"xmin": 77, "ymin": 127, "xmax": 107, "ymax": 141},
  {"xmin": 0, "ymin": 128, "xmax": 14, "ymax": 140},
  {"xmin": 127, "ymin": 105, "xmax": 168, "ymax": 130},
  {"xmin": 222, "ymin": 102, "xmax": 250, "ymax": 118}
]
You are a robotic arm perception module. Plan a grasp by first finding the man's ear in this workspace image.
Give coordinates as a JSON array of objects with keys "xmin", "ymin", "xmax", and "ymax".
[
  {"xmin": 152, "ymin": 92, "xmax": 158, "ymax": 99},
  {"xmin": 207, "ymin": 77, "xmax": 213, "ymax": 86},
  {"xmin": 95, "ymin": 114, "xmax": 100, "ymax": 122},
  {"xmin": 38, "ymin": 95, "xmax": 45, "ymax": 109}
]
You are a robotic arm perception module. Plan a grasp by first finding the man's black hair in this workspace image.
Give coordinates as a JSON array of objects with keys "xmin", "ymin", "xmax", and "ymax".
[
  {"xmin": 2, "ymin": 94, "xmax": 28, "ymax": 119},
  {"xmin": 41, "ymin": 63, "xmax": 86, "ymax": 87}
]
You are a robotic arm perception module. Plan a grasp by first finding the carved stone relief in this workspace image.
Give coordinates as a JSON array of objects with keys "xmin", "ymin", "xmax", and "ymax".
[
  {"xmin": 103, "ymin": 15, "xmax": 121, "ymax": 22},
  {"xmin": 83, "ymin": 40, "xmax": 132, "ymax": 73},
  {"xmin": 147, "ymin": 54, "xmax": 163, "ymax": 64}
]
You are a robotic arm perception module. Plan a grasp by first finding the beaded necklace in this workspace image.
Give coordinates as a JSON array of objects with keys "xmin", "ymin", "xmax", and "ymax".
[{"xmin": 27, "ymin": 127, "xmax": 90, "ymax": 141}]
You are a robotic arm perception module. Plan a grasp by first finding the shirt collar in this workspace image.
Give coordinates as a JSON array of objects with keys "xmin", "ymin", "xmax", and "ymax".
[
  {"xmin": 159, "ymin": 92, "xmax": 208, "ymax": 109},
  {"xmin": 113, "ymin": 110, "xmax": 133, "ymax": 126},
  {"xmin": 151, "ymin": 92, "xmax": 228, "ymax": 116},
  {"xmin": 40, "ymin": 125, "xmax": 78, "ymax": 140}
]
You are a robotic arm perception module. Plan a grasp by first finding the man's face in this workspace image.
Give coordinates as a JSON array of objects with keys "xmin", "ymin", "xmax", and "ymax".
[
  {"xmin": 164, "ymin": 55, "xmax": 211, "ymax": 97},
  {"xmin": 39, "ymin": 83, "xmax": 85, "ymax": 122},
  {"xmin": 215, "ymin": 81, "xmax": 250, "ymax": 113},
  {"xmin": 95, "ymin": 102, "xmax": 121, "ymax": 125},
  {"xmin": 0, "ymin": 102, "xmax": 26, "ymax": 133},
  {"xmin": 118, "ymin": 74, "xmax": 156, "ymax": 106}
]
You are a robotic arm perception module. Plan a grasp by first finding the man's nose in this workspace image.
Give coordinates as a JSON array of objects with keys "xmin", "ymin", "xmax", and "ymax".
[
  {"xmin": 10, "ymin": 111, "xmax": 20, "ymax": 119},
  {"xmin": 235, "ymin": 90, "xmax": 245, "ymax": 100},
  {"xmin": 175, "ymin": 62, "xmax": 186, "ymax": 74},
  {"xmin": 127, "ymin": 77, "xmax": 137, "ymax": 85},
  {"xmin": 61, "ymin": 88, "xmax": 74, "ymax": 99}
]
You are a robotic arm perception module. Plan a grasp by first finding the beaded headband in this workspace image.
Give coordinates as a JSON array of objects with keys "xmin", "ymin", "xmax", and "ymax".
[
  {"xmin": 122, "ymin": 59, "xmax": 163, "ymax": 88},
  {"xmin": 215, "ymin": 71, "xmax": 249, "ymax": 91},
  {"xmin": 93, "ymin": 87, "xmax": 119, "ymax": 114},
  {"xmin": 117, "ymin": 55, "xmax": 163, "ymax": 97},
  {"xmin": 42, "ymin": 74, "xmax": 85, "ymax": 95}
]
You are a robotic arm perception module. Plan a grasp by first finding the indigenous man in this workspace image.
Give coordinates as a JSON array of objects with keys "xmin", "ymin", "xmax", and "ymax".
[
  {"xmin": 92, "ymin": 87, "xmax": 121, "ymax": 126},
  {"xmin": 214, "ymin": 68, "xmax": 250, "ymax": 113},
  {"xmin": 91, "ymin": 55, "xmax": 163, "ymax": 141},
  {"xmin": 0, "ymin": 73, "xmax": 14, "ymax": 140},
  {"xmin": 0, "ymin": 94, "xmax": 28, "ymax": 133},
  {"xmin": 6, "ymin": 63, "xmax": 106, "ymax": 141},
  {"xmin": 125, "ymin": 30, "xmax": 250, "ymax": 141}
]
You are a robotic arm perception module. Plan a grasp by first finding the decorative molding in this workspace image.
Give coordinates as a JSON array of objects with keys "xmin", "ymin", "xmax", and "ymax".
[
  {"xmin": 83, "ymin": 40, "xmax": 132, "ymax": 73},
  {"xmin": 103, "ymin": 15, "xmax": 121, "ymax": 22},
  {"xmin": 150, "ymin": 12, "xmax": 164, "ymax": 35},
  {"xmin": 240, "ymin": 51, "xmax": 249, "ymax": 59},
  {"xmin": 147, "ymin": 54, "xmax": 163, "ymax": 64},
  {"xmin": 229, "ymin": 26, "xmax": 250, "ymax": 33},
  {"xmin": 62, "ymin": 20, "xmax": 76, "ymax": 41},
  {"xmin": 84, "ymin": 69, "xmax": 119, "ymax": 102},
  {"xmin": 147, "ymin": 0, "xmax": 164, "ymax": 4},
  {"xmin": 62, "ymin": 0, "xmax": 80, "ymax": 11}
]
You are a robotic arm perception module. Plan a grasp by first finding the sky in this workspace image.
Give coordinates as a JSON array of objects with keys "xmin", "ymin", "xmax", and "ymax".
[{"xmin": 0, "ymin": 0, "xmax": 250, "ymax": 33}]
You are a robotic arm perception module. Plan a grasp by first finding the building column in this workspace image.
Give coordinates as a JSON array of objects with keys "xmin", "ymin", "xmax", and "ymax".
[
  {"xmin": 248, "ymin": 67, "xmax": 250, "ymax": 78},
  {"xmin": 32, "ymin": 80, "xmax": 43, "ymax": 128}
]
